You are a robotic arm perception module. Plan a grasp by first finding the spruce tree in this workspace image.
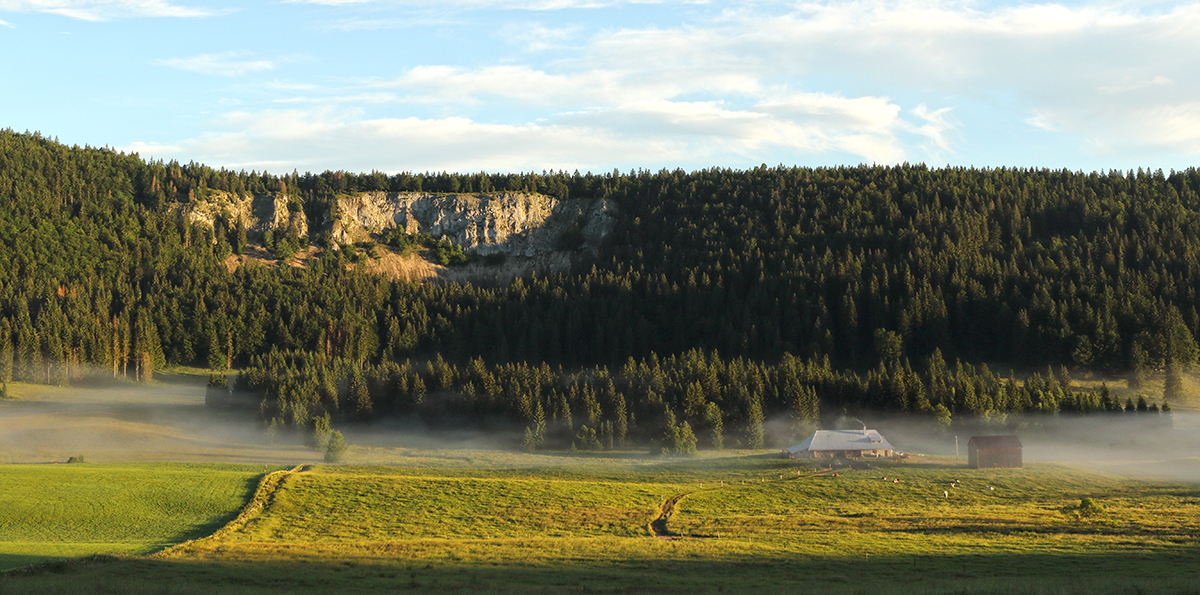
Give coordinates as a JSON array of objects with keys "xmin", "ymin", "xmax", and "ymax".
[
  {"xmin": 704, "ymin": 401, "xmax": 724, "ymax": 451},
  {"xmin": 745, "ymin": 396, "xmax": 764, "ymax": 449}
]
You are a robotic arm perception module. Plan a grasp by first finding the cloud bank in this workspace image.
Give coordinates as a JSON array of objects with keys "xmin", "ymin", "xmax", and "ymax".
[
  {"xmin": 118, "ymin": 0, "xmax": 1200, "ymax": 173},
  {"xmin": 0, "ymin": 0, "xmax": 224, "ymax": 20}
]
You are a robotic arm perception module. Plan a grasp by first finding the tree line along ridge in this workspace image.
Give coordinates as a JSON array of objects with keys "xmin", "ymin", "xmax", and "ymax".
[{"xmin": 0, "ymin": 129, "xmax": 1193, "ymax": 449}]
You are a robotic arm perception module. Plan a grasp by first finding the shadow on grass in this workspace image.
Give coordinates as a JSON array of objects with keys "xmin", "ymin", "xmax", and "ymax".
[
  {"xmin": 154, "ymin": 471, "xmax": 267, "ymax": 553},
  {"xmin": 3, "ymin": 547, "xmax": 1199, "ymax": 595},
  {"xmin": 0, "ymin": 554, "xmax": 71, "ymax": 574}
]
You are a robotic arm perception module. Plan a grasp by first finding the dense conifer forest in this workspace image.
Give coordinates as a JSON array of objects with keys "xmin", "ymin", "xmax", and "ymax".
[{"xmin": 1, "ymin": 129, "xmax": 1193, "ymax": 450}]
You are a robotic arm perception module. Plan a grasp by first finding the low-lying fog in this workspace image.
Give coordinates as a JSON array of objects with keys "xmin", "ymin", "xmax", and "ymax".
[
  {"xmin": 2, "ymin": 380, "xmax": 1198, "ymax": 484},
  {"xmin": 866, "ymin": 411, "xmax": 1200, "ymax": 483},
  {"xmin": 0, "ymin": 381, "xmax": 321, "ymax": 465}
]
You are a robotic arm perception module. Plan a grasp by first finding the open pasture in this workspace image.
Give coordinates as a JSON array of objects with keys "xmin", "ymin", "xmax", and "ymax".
[
  {"xmin": 227, "ymin": 465, "xmax": 663, "ymax": 542},
  {"xmin": 4, "ymin": 454, "xmax": 1198, "ymax": 594},
  {"xmin": 0, "ymin": 463, "xmax": 271, "ymax": 571},
  {"xmin": 0, "ymin": 378, "xmax": 324, "ymax": 466}
]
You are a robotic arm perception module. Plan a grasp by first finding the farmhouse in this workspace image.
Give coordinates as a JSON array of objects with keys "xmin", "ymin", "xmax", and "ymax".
[
  {"xmin": 968, "ymin": 435, "xmax": 1023, "ymax": 469},
  {"xmin": 784, "ymin": 429, "xmax": 895, "ymax": 459}
]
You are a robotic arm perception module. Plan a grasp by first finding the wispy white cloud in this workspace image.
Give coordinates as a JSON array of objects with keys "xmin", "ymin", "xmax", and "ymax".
[
  {"xmin": 157, "ymin": 52, "xmax": 274, "ymax": 76},
  {"xmin": 164, "ymin": 108, "xmax": 684, "ymax": 172},
  {"xmin": 0, "ymin": 16, "xmax": 13, "ymax": 25},
  {"xmin": 497, "ymin": 20, "xmax": 579, "ymax": 52},
  {"xmin": 576, "ymin": 0, "xmax": 1200, "ymax": 158},
  {"xmin": 272, "ymin": 92, "xmax": 399, "ymax": 104},
  {"xmin": 284, "ymin": 0, "xmax": 698, "ymax": 8},
  {"xmin": 0, "ymin": 0, "xmax": 225, "ymax": 20},
  {"xmin": 117, "ymin": 140, "xmax": 184, "ymax": 156},
  {"xmin": 1098, "ymin": 76, "xmax": 1174, "ymax": 95},
  {"xmin": 132, "ymin": 0, "xmax": 1200, "ymax": 173}
]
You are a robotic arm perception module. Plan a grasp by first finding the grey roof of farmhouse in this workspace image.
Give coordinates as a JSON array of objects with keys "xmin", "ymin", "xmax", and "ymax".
[{"xmin": 785, "ymin": 429, "xmax": 895, "ymax": 454}]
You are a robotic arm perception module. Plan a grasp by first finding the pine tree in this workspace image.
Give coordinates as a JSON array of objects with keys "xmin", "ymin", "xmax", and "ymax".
[
  {"xmin": 0, "ymin": 320, "xmax": 13, "ymax": 384},
  {"xmin": 348, "ymin": 368, "xmax": 372, "ymax": 422},
  {"xmin": 933, "ymin": 403, "xmax": 952, "ymax": 432},
  {"xmin": 673, "ymin": 421, "xmax": 698, "ymax": 455},
  {"xmin": 745, "ymin": 395, "xmax": 764, "ymax": 449},
  {"xmin": 1164, "ymin": 359, "xmax": 1185, "ymax": 405},
  {"xmin": 704, "ymin": 401, "xmax": 724, "ymax": 451},
  {"xmin": 613, "ymin": 393, "xmax": 629, "ymax": 446}
]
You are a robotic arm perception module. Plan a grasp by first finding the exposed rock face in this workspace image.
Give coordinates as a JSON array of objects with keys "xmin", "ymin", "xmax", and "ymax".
[
  {"xmin": 327, "ymin": 191, "xmax": 616, "ymax": 257},
  {"xmin": 176, "ymin": 190, "xmax": 616, "ymax": 281},
  {"xmin": 175, "ymin": 192, "xmax": 307, "ymax": 239}
]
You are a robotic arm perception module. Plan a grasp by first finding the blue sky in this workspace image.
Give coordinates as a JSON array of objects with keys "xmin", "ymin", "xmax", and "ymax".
[{"xmin": 2, "ymin": 0, "xmax": 1198, "ymax": 175}]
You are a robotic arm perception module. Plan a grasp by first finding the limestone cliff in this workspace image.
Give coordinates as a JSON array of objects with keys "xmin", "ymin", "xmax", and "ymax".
[
  {"xmin": 326, "ymin": 191, "xmax": 616, "ymax": 257},
  {"xmin": 177, "ymin": 190, "xmax": 616, "ymax": 280},
  {"xmin": 174, "ymin": 191, "xmax": 308, "ymax": 239}
]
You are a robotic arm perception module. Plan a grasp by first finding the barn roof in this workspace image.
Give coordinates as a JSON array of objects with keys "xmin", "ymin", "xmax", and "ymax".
[
  {"xmin": 968, "ymin": 435, "xmax": 1022, "ymax": 449},
  {"xmin": 785, "ymin": 429, "xmax": 894, "ymax": 454}
]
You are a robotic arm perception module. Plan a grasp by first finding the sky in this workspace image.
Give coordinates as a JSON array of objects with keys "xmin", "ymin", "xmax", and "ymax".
[{"xmin": 1, "ymin": 0, "xmax": 1198, "ymax": 175}]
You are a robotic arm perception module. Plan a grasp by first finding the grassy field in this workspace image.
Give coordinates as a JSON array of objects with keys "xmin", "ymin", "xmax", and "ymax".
[
  {"xmin": 4, "ymin": 380, "xmax": 1200, "ymax": 594},
  {"xmin": 3, "ymin": 454, "xmax": 1198, "ymax": 595},
  {"xmin": 0, "ymin": 463, "xmax": 272, "ymax": 571}
]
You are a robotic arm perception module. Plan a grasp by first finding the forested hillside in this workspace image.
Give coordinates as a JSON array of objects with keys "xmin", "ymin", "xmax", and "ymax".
[{"xmin": 1, "ymin": 129, "xmax": 1194, "ymax": 449}]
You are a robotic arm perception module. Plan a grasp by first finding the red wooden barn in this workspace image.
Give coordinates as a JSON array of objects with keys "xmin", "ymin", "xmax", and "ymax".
[{"xmin": 968, "ymin": 435, "xmax": 1022, "ymax": 469}]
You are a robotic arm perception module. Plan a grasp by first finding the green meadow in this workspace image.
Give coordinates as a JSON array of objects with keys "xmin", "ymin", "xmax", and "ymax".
[
  {"xmin": 4, "ymin": 453, "xmax": 1199, "ymax": 594},
  {"xmin": 0, "ymin": 463, "xmax": 271, "ymax": 571}
]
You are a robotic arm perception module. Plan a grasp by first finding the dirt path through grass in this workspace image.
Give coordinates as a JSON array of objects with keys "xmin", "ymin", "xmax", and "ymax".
[
  {"xmin": 649, "ymin": 492, "xmax": 691, "ymax": 537},
  {"xmin": 650, "ymin": 468, "xmax": 831, "ymax": 538}
]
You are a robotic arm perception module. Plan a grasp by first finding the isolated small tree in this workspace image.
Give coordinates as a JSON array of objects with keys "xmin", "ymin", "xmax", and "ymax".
[{"xmin": 325, "ymin": 430, "xmax": 347, "ymax": 463}]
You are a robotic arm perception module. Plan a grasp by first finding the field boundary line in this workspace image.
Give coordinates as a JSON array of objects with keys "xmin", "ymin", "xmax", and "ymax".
[{"xmin": 150, "ymin": 464, "xmax": 310, "ymax": 559}]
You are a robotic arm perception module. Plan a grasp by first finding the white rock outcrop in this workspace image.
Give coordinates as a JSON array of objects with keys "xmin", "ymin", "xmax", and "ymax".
[
  {"xmin": 326, "ymin": 191, "xmax": 615, "ymax": 257},
  {"xmin": 175, "ymin": 191, "xmax": 307, "ymax": 239}
]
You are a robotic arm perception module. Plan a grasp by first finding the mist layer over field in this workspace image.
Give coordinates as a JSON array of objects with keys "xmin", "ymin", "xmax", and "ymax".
[
  {"xmin": 2, "ymin": 376, "xmax": 1198, "ymax": 485},
  {"xmin": 869, "ymin": 411, "xmax": 1200, "ymax": 483},
  {"xmin": 0, "ymin": 378, "xmax": 320, "ymax": 465}
]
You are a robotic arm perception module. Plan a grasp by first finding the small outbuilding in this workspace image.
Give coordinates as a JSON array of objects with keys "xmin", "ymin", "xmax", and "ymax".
[
  {"xmin": 968, "ymin": 435, "xmax": 1022, "ymax": 469},
  {"xmin": 784, "ymin": 429, "xmax": 895, "ymax": 459}
]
